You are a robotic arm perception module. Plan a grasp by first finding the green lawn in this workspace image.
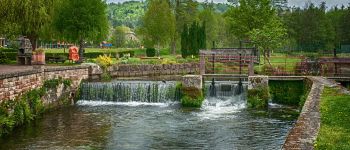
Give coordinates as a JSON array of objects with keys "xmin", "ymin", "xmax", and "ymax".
[{"xmin": 315, "ymin": 87, "xmax": 350, "ymax": 150}]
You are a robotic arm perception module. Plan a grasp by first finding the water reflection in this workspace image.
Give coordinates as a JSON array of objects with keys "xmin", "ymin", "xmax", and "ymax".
[{"xmin": 0, "ymin": 103, "xmax": 296, "ymax": 150}]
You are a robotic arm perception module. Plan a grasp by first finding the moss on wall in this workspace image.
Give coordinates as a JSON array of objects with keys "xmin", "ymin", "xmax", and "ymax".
[
  {"xmin": 269, "ymin": 80, "xmax": 305, "ymax": 105},
  {"xmin": 177, "ymin": 83, "xmax": 204, "ymax": 108},
  {"xmin": 269, "ymin": 79, "xmax": 313, "ymax": 109},
  {"xmin": 247, "ymin": 86, "xmax": 270, "ymax": 109}
]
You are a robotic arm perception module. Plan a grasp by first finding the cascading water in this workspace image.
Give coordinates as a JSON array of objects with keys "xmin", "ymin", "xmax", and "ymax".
[
  {"xmin": 79, "ymin": 81, "xmax": 181, "ymax": 104},
  {"xmin": 199, "ymin": 80, "xmax": 247, "ymax": 119}
]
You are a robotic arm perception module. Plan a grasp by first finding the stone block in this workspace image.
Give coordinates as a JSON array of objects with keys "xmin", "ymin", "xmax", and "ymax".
[
  {"xmin": 248, "ymin": 76, "xmax": 269, "ymax": 90},
  {"xmin": 182, "ymin": 75, "xmax": 203, "ymax": 89}
]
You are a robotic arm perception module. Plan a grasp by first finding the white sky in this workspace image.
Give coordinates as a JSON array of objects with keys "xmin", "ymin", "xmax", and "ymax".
[{"xmin": 107, "ymin": 0, "xmax": 349, "ymax": 7}]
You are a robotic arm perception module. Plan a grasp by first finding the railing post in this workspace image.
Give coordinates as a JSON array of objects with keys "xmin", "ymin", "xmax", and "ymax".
[
  {"xmin": 212, "ymin": 53, "xmax": 215, "ymax": 74},
  {"xmin": 200, "ymin": 51, "xmax": 205, "ymax": 75}
]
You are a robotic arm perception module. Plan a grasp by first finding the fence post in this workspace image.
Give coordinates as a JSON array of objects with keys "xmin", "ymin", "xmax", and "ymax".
[{"xmin": 200, "ymin": 51, "xmax": 205, "ymax": 75}]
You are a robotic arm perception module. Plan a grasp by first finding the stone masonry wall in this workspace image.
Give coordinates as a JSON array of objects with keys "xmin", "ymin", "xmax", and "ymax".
[
  {"xmin": 108, "ymin": 63, "xmax": 199, "ymax": 78},
  {"xmin": 0, "ymin": 66, "xmax": 89, "ymax": 102}
]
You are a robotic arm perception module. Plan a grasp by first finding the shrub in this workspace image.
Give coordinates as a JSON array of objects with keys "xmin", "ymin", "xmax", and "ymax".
[
  {"xmin": 247, "ymin": 86, "xmax": 270, "ymax": 109},
  {"xmin": 3, "ymin": 52, "xmax": 17, "ymax": 61},
  {"xmin": 101, "ymin": 72, "xmax": 112, "ymax": 82},
  {"xmin": 146, "ymin": 48, "xmax": 156, "ymax": 57},
  {"xmin": 96, "ymin": 55, "xmax": 113, "ymax": 69},
  {"xmin": 0, "ymin": 51, "xmax": 9, "ymax": 64},
  {"xmin": 177, "ymin": 83, "xmax": 205, "ymax": 108},
  {"xmin": 269, "ymin": 80, "xmax": 305, "ymax": 106}
]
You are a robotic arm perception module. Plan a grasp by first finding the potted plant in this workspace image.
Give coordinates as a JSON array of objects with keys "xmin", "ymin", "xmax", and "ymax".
[{"xmin": 32, "ymin": 48, "xmax": 46, "ymax": 65}]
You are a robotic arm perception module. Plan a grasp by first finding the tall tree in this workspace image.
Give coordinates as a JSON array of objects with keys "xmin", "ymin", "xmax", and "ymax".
[
  {"xmin": 224, "ymin": 0, "xmax": 276, "ymax": 40},
  {"xmin": 111, "ymin": 26, "xmax": 130, "ymax": 48},
  {"xmin": 284, "ymin": 2, "xmax": 335, "ymax": 51},
  {"xmin": 141, "ymin": 0, "xmax": 176, "ymax": 55},
  {"xmin": 53, "ymin": 0, "xmax": 109, "ymax": 62},
  {"xmin": 0, "ymin": 0, "xmax": 54, "ymax": 50},
  {"xmin": 249, "ymin": 17, "xmax": 287, "ymax": 66}
]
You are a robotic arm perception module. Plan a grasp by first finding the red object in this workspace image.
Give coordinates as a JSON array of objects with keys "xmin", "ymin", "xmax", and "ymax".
[{"xmin": 69, "ymin": 46, "xmax": 79, "ymax": 62}]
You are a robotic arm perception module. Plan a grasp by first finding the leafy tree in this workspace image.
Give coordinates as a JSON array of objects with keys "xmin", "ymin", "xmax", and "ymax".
[
  {"xmin": 181, "ymin": 21, "xmax": 206, "ymax": 57},
  {"xmin": 224, "ymin": 0, "xmax": 276, "ymax": 40},
  {"xmin": 181, "ymin": 24, "xmax": 189, "ymax": 58},
  {"xmin": 0, "ymin": 0, "xmax": 54, "ymax": 50},
  {"xmin": 249, "ymin": 17, "xmax": 287, "ymax": 66},
  {"xmin": 284, "ymin": 2, "xmax": 335, "ymax": 51},
  {"xmin": 53, "ymin": 0, "xmax": 109, "ymax": 62},
  {"xmin": 111, "ymin": 26, "xmax": 130, "ymax": 48},
  {"xmin": 140, "ymin": 0, "xmax": 176, "ymax": 55}
]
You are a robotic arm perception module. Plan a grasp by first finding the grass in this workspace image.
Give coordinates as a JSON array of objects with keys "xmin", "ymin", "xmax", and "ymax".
[{"xmin": 315, "ymin": 87, "xmax": 350, "ymax": 150}]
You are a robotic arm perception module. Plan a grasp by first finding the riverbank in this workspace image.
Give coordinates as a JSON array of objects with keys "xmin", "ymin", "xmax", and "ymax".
[{"xmin": 315, "ymin": 87, "xmax": 350, "ymax": 149}]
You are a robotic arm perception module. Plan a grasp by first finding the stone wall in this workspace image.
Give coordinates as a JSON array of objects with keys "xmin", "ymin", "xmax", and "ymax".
[
  {"xmin": 0, "ymin": 66, "xmax": 89, "ymax": 102},
  {"xmin": 107, "ymin": 63, "xmax": 199, "ymax": 78},
  {"xmin": 282, "ymin": 77, "xmax": 347, "ymax": 150}
]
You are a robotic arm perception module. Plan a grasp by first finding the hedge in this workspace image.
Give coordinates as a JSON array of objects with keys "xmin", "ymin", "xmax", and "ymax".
[{"xmin": 3, "ymin": 51, "xmax": 135, "ymax": 61}]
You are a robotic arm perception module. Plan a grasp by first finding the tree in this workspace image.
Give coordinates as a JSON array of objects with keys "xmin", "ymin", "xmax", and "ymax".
[
  {"xmin": 181, "ymin": 24, "xmax": 189, "ymax": 58},
  {"xmin": 224, "ymin": 0, "xmax": 276, "ymax": 40},
  {"xmin": 141, "ymin": 0, "xmax": 176, "ymax": 55},
  {"xmin": 53, "ymin": 0, "xmax": 109, "ymax": 62},
  {"xmin": 181, "ymin": 21, "xmax": 206, "ymax": 57},
  {"xmin": 249, "ymin": 17, "xmax": 287, "ymax": 67},
  {"xmin": 111, "ymin": 26, "xmax": 130, "ymax": 48},
  {"xmin": 284, "ymin": 2, "xmax": 335, "ymax": 52},
  {"xmin": 0, "ymin": 0, "xmax": 54, "ymax": 50}
]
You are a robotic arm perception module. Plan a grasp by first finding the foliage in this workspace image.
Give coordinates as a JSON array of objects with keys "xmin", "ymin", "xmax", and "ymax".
[
  {"xmin": 176, "ymin": 83, "xmax": 204, "ymax": 108},
  {"xmin": 0, "ymin": 0, "xmax": 54, "ymax": 50},
  {"xmin": 181, "ymin": 22, "xmax": 206, "ymax": 58},
  {"xmin": 45, "ymin": 51, "xmax": 135, "ymax": 60},
  {"xmin": 140, "ymin": 0, "xmax": 176, "ymax": 48},
  {"xmin": 53, "ymin": 0, "xmax": 109, "ymax": 62},
  {"xmin": 247, "ymin": 86, "xmax": 270, "ymax": 109},
  {"xmin": 284, "ymin": 3, "xmax": 335, "ymax": 52},
  {"xmin": 0, "ymin": 77, "xmax": 74, "ymax": 137},
  {"xmin": 107, "ymin": 1, "xmax": 145, "ymax": 28},
  {"xmin": 101, "ymin": 72, "xmax": 112, "ymax": 82},
  {"xmin": 110, "ymin": 26, "xmax": 130, "ymax": 48},
  {"xmin": 224, "ymin": 0, "xmax": 276, "ymax": 40},
  {"xmin": 96, "ymin": 55, "xmax": 113, "ymax": 69},
  {"xmin": 315, "ymin": 87, "xmax": 350, "ymax": 150},
  {"xmin": 43, "ymin": 78, "xmax": 72, "ymax": 89},
  {"xmin": 0, "ymin": 50, "xmax": 10, "ymax": 64},
  {"xmin": 146, "ymin": 48, "xmax": 156, "ymax": 57},
  {"xmin": 0, "ymin": 88, "xmax": 46, "ymax": 137},
  {"xmin": 249, "ymin": 17, "xmax": 287, "ymax": 66},
  {"xmin": 269, "ymin": 80, "xmax": 305, "ymax": 105}
]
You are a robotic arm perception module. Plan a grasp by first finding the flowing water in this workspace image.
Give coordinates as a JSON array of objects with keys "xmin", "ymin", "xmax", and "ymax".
[{"xmin": 0, "ymin": 80, "xmax": 298, "ymax": 150}]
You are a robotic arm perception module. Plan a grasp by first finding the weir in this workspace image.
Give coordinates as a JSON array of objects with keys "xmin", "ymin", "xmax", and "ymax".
[{"xmin": 80, "ymin": 81, "xmax": 181, "ymax": 103}]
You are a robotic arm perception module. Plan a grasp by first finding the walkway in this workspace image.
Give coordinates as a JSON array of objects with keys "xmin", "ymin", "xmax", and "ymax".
[
  {"xmin": 0, "ymin": 65, "xmax": 72, "ymax": 75},
  {"xmin": 283, "ymin": 77, "xmax": 350, "ymax": 150}
]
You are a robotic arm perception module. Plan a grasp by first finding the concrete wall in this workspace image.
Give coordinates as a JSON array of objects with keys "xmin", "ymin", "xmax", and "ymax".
[{"xmin": 0, "ymin": 66, "xmax": 89, "ymax": 102}]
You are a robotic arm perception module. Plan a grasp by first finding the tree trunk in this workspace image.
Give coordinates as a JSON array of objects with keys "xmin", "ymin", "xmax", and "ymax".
[
  {"xmin": 28, "ymin": 36, "xmax": 37, "ymax": 51},
  {"xmin": 78, "ymin": 39, "xmax": 85, "ymax": 63},
  {"xmin": 171, "ymin": 39, "xmax": 176, "ymax": 55},
  {"xmin": 263, "ymin": 49, "xmax": 273, "ymax": 69}
]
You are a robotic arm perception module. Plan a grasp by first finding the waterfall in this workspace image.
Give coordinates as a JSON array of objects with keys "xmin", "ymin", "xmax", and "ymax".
[
  {"xmin": 199, "ymin": 81, "xmax": 247, "ymax": 119},
  {"xmin": 80, "ymin": 81, "xmax": 180, "ymax": 103}
]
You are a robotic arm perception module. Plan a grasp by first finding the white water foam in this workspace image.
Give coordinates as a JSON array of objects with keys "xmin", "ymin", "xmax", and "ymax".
[
  {"xmin": 196, "ymin": 96, "xmax": 247, "ymax": 120},
  {"xmin": 77, "ymin": 100, "xmax": 177, "ymax": 107}
]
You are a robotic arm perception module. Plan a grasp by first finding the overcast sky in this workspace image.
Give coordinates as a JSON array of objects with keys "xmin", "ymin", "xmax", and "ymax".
[{"xmin": 107, "ymin": 0, "xmax": 349, "ymax": 7}]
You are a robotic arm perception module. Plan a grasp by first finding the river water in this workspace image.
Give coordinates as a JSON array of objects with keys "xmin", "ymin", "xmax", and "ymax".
[{"xmin": 0, "ymin": 81, "xmax": 297, "ymax": 150}]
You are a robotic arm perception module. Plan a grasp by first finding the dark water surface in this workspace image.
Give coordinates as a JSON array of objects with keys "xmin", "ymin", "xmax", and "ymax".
[{"xmin": 0, "ymin": 100, "xmax": 297, "ymax": 150}]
